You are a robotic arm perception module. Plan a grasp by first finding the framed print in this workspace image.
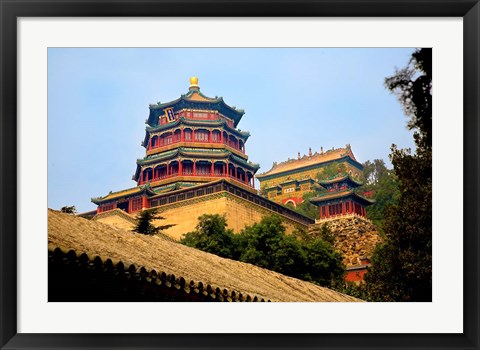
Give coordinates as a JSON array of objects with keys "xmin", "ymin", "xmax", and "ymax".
[{"xmin": 1, "ymin": 0, "xmax": 479, "ymax": 349}]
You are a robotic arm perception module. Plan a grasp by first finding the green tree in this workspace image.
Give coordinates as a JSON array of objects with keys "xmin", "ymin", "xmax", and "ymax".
[
  {"xmin": 293, "ymin": 191, "xmax": 321, "ymax": 220},
  {"xmin": 132, "ymin": 208, "xmax": 175, "ymax": 236},
  {"xmin": 240, "ymin": 215, "xmax": 344, "ymax": 287},
  {"xmin": 239, "ymin": 215, "xmax": 296, "ymax": 271},
  {"xmin": 361, "ymin": 159, "xmax": 400, "ymax": 228},
  {"xmin": 316, "ymin": 162, "xmax": 347, "ymax": 181},
  {"xmin": 61, "ymin": 205, "xmax": 77, "ymax": 215},
  {"xmin": 180, "ymin": 214, "xmax": 238, "ymax": 259},
  {"xmin": 362, "ymin": 159, "xmax": 389, "ymax": 186},
  {"xmin": 365, "ymin": 48, "xmax": 432, "ymax": 302},
  {"xmin": 384, "ymin": 48, "xmax": 432, "ymax": 150},
  {"xmin": 302, "ymin": 237, "xmax": 345, "ymax": 287}
]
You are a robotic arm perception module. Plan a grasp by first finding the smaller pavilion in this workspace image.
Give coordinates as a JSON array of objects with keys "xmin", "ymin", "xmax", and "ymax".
[{"xmin": 310, "ymin": 175, "xmax": 373, "ymax": 220}]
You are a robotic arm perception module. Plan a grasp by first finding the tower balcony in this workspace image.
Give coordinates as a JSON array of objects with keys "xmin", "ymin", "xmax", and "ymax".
[
  {"xmin": 138, "ymin": 161, "xmax": 256, "ymax": 189},
  {"xmin": 147, "ymin": 129, "xmax": 246, "ymax": 155}
]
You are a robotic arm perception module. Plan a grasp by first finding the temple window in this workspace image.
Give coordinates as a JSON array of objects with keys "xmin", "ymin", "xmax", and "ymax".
[
  {"xmin": 228, "ymin": 135, "xmax": 238, "ymax": 149},
  {"xmin": 193, "ymin": 112, "xmax": 208, "ymax": 119},
  {"xmin": 212, "ymin": 131, "xmax": 221, "ymax": 143},
  {"xmin": 151, "ymin": 135, "xmax": 158, "ymax": 148},
  {"xmin": 159, "ymin": 133, "xmax": 173, "ymax": 146},
  {"xmin": 101, "ymin": 204, "xmax": 114, "ymax": 212},
  {"xmin": 194, "ymin": 130, "xmax": 209, "ymax": 142},
  {"xmin": 173, "ymin": 130, "xmax": 181, "ymax": 143},
  {"xmin": 131, "ymin": 198, "xmax": 142, "ymax": 212}
]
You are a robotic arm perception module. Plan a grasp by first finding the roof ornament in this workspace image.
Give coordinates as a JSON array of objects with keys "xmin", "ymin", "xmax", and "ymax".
[
  {"xmin": 309, "ymin": 147, "xmax": 312, "ymax": 157},
  {"xmin": 320, "ymin": 146, "xmax": 323, "ymax": 154},
  {"xmin": 298, "ymin": 152, "xmax": 301, "ymax": 159},
  {"xmin": 189, "ymin": 76, "xmax": 200, "ymax": 91}
]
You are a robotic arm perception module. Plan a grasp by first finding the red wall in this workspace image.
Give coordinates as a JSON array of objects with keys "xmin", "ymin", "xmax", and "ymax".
[{"xmin": 345, "ymin": 267, "xmax": 368, "ymax": 283}]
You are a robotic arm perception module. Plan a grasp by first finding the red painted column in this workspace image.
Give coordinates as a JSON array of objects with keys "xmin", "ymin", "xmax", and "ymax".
[
  {"xmin": 244, "ymin": 172, "xmax": 248, "ymax": 185},
  {"xmin": 209, "ymin": 130, "xmax": 212, "ymax": 143},
  {"xmin": 211, "ymin": 162, "xmax": 214, "ymax": 176},
  {"xmin": 179, "ymin": 160, "xmax": 183, "ymax": 175},
  {"xmin": 128, "ymin": 200, "xmax": 132, "ymax": 214},
  {"xmin": 142, "ymin": 196, "xmax": 148, "ymax": 209},
  {"xmin": 342, "ymin": 202, "xmax": 346, "ymax": 215},
  {"xmin": 193, "ymin": 161, "xmax": 197, "ymax": 176},
  {"xmin": 181, "ymin": 129, "xmax": 184, "ymax": 142}
]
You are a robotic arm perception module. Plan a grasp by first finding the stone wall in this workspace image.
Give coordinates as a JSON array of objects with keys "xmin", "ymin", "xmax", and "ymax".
[
  {"xmin": 222, "ymin": 194, "xmax": 305, "ymax": 235},
  {"xmin": 309, "ymin": 216, "xmax": 382, "ymax": 266},
  {"xmin": 95, "ymin": 191, "xmax": 309, "ymax": 241}
]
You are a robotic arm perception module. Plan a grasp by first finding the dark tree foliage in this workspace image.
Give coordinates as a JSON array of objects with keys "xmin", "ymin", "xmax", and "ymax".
[
  {"xmin": 180, "ymin": 214, "xmax": 238, "ymax": 259},
  {"xmin": 61, "ymin": 205, "xmax": 77, "ymax": 215},
  {"xmin": 239, "ymin": 215, "xmax": 307, "ymax": 277},
  {"xmin": 364, "ymin": 48, "xmax": 432, "ymax": 302},
  {"xmin": 302, "ymin": 238, "xmax": 345, "ymax": 287},
  {"xmin": 132, "ymin": 208, "xmax": 175, "ymax": 236},
  {"xmin": 361, "ymin": 159, "xmax": 400, "ymax": 228},
  {"xmin": 384, "ymin": 48, "xmax": 432, "ymax": 150},
  {"xmin": 240, "ymin": 215, "xmax": 344, "ymax": 287},
  {"xmin": 180, "ymin": 214, "xmax": 344, "ymax": 288},
  {"xmin": 293, "ymin": 191, "xmax": 322, "ymax": 220},
  {"xmin": 316, "ymin": 162, "xmax": 347, "ymax": 181}
]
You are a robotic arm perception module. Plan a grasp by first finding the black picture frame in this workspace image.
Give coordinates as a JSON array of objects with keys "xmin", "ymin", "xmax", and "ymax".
[{"xmin": 1, "ymin": 1, "xmax": 479, "ymax": 349}]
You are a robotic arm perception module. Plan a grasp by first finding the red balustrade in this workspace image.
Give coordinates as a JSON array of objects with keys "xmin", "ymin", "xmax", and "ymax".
[{"xmin": 138, "ymin": 170, "xmax": 254, "ymax": 188}]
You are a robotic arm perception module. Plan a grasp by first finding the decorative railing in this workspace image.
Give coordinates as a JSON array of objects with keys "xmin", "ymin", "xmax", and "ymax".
[
  {"xmin": 315, "ymin": 213, "xmax": 372, "ymax": 224},
  {"xmin": 148, "ymin": 139, "xmax": 244, "ymax": 153},
  {"xmin": 139, "ymin": 172, "xmax": 253, "ymax": 188},
  {"xmin": 148, "ymin": 179, "xmax": 314, "ymax": 226}
]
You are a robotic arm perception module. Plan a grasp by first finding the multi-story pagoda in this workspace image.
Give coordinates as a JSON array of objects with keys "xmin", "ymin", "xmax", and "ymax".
[
  {"xmin": 92, "ymin": 77, "xmax": 260, "ymax": 214},
  {"xmin": 310, "ymin": 175, "xmax": 373, "ymax": 220},
  {"xmin": 135, "ymin": 76, "xmax": 259, "ymax": 191},
  {"xmin": 91, "ymin": 78, "xmax": 313, "ymax": 238}
]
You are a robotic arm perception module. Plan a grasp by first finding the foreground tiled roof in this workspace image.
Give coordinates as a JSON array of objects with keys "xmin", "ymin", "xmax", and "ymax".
[
  {"xmin": 257, "ymin": 147, "xmax": 358, "ymax": 178},
  {"xmin": 48, "ymin": 209, "xmax": 360, "ymax": 302}
]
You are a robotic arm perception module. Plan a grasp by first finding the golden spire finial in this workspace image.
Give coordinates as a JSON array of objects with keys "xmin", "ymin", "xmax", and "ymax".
[{"xmin": 189, "ymin": 76, "xmax": 199, "ymax": 90}]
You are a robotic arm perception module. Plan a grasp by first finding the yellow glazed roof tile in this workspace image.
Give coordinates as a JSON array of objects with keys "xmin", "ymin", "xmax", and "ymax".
[{"xmin": 258, "ymin": 147, "xmax": 356, "ymax": 178}]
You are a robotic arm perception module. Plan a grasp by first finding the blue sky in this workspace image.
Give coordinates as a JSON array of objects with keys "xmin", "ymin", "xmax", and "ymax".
[{"xmin": 48, "ymin": 48, "xmax": 416, "ymax": 213}]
